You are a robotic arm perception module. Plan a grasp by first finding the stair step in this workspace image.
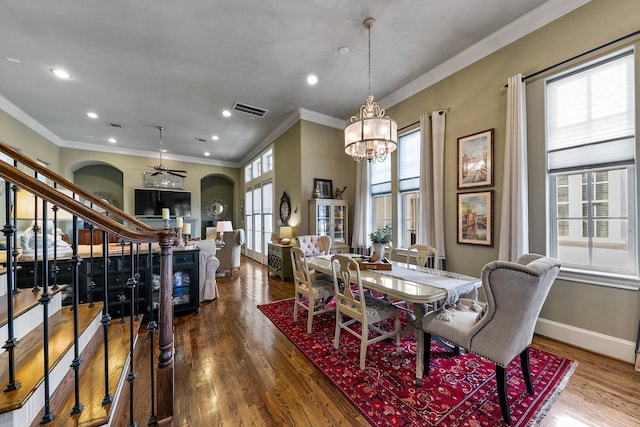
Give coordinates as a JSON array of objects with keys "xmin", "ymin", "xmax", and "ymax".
[
  {"xmin": 0, "ymin": 302, "xmax": 103, "ymax": 424},
  {"xmin": 0, "ymin": 286, "xmax": 67, "ymax": 343},
  {"xmin": 37, "ymin": 316, "xmax": 142, "ymax": 427}
]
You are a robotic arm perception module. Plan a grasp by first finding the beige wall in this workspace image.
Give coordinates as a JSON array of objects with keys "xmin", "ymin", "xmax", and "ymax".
[
  {"xmin": 385, "ymin": 0, "xmax": 640, "ymax": 344},
  {"xmin": 58, "ymin": 147, "xmax": 240, "ymax": 237}
]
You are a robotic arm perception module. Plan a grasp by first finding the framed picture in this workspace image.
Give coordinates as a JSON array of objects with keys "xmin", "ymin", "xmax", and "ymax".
[
  {"xmin": 457, "ymin": 190, "xmax": 493, "ymax": 246},
  {"xmin": 313, "ymin": 178, "xmax": 333, "ymax": 199},
  {"xmin": 457, "ymin": 129, "xmax": 494, "ymax": 189}
]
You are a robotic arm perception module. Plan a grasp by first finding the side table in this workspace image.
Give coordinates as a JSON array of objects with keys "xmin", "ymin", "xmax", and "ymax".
[{"xmin": 268, "ymin": 242, "xmax": 293, "ymax": 281}]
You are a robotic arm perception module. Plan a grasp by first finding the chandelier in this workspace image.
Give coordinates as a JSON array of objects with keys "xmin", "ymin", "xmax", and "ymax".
[{"xmin": 344, "ymin": 17, "xmax": 397, "ymax": 163}]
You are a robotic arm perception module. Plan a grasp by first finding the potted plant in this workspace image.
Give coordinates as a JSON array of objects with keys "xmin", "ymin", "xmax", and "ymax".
[{"xmin": 369, "ymin": 224, "xmax": 391, "ymax": 262}]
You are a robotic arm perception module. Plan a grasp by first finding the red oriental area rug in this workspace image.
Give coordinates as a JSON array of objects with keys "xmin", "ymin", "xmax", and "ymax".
[{"xmin": 258, "ymin": 298, "xmax": 577, "ymax": 426}]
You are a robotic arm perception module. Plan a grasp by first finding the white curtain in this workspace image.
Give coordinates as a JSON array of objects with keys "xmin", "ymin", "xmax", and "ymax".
[
  {"xmin": 351, "ymin": 161, "xmax": 370, "ymax": 249},
  {"xmin": 417, "ymin": 110, "xmax": 447, "ymax": 269},
  {"xmin": 498, "ymin": 73, "xmax": 529, "ymax": 261}
]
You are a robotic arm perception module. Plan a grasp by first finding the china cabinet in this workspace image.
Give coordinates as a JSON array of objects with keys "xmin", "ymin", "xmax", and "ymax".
[{"xmin": 308, "ymin": 199, "xmax": 349, "ymax": 253}]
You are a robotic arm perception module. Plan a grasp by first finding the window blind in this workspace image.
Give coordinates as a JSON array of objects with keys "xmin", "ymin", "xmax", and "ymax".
[
  {"xmin": 398, "ymin": 130, "xmax": 420, "ymax": 191},
  {"xmin": 547, "ymin": 50, "xmax": 635, "ymax": 173}
]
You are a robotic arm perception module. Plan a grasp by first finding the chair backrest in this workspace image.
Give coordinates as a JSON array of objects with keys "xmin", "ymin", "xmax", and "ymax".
[
  {"xmin": 468, "ymin": 254, "xmax": 561, "ymax": 366},
  {"xmin": 331, "ymin": 254, "xmax": 366, "ymax": 318},
  {"xmin": 217, "ymin": 229, "xmax": 244, "ymax": 271},
  {"xmin": 290, "ymin": 246, "xmax": 312, "ymax": 287},
  {"xmin": 296, "ymin": 235, "xmax": 332, "ymax": 256},
  {"xmin": 406, "ymin": 244, "xmax": 438, "ymax": 269}
]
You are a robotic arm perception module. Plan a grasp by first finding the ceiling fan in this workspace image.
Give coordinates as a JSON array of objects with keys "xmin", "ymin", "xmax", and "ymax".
[{"xmin": 147, "ymin": 126, "xmax": 188, "ymax": 178}]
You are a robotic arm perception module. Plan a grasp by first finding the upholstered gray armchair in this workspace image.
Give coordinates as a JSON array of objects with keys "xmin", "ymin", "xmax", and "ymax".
[
  {"xmin": 216, "ymin": 229, "xmax": 245, "ymax": 276},
  {"xmin": 421, "ymin": 254, "xmax": 561, "ymax": 425}
]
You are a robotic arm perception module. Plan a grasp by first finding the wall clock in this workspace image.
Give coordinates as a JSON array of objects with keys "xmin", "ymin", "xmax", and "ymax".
[{"xmin": 279, "ymin": 191, "xmax": 291, "ymax": 225}]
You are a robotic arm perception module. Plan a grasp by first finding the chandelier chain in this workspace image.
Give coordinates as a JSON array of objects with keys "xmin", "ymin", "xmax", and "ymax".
[{"xmin": 368, "ymin": 22, "xmax": 372, "ymax": 97}]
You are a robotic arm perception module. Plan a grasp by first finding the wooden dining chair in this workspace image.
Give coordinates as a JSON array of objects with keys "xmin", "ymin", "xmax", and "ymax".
[
  {"xmin": 406, "ymin": 244, "xmax": 438, "ymax": 269},
  {"xmin": 290, "ymin": 246, "xmax": 335, "ymax": 334},
  {"xmin": 330, "ymin": 254, "xmax": 401, "ymax": 370},
  {"xmin": 421, "ymin": 254, "xmax": 561, "ymax": 424}
]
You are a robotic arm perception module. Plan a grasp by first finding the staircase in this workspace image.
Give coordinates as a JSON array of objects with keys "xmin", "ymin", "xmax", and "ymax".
[{"xmin": 0, "ymin": 141, "xmax": 177, "ymax": 426}]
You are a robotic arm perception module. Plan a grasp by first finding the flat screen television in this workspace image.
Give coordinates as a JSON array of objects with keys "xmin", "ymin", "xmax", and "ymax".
[{"xmin": 134, "ymin": 188, "xmax": 192, "ymax": 217}]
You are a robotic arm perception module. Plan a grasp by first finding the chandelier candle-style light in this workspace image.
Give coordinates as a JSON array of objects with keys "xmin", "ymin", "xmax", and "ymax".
[{"xmin": 344, "ymin": 17, "xmax": 397, "ymax": 163}]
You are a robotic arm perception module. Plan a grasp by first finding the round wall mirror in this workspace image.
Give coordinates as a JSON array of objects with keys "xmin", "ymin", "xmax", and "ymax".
[{"xmin": 206, "ymin": 198, "xmax": 227, "ymax": 220}]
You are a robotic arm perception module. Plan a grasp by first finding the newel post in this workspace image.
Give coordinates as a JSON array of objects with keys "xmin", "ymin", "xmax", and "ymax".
[{"xmin": 156, "ymin": 229, "xmax": 175, "ymax": 425}]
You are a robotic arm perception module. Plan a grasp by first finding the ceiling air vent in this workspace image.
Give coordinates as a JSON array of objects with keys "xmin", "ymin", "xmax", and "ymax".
[
  {"xmin": 232, "ymin": 102, "xmax": 268, "ymax": 118},
  {"xmin": 107, "ymin": 122, "xmax": 123, "ymax": 128},
  {"xmin": 194, "ymin": 137, "xmax": 207, "ymax": 143}
]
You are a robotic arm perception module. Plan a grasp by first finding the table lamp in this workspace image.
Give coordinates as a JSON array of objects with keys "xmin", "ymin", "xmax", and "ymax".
[
  {"xmin": 216, "ymin": 220, "xmax": 233, "ymax": 242},
  {"xmin": 279, "ymin": 226, "xmax": 292, "ymax": 245}
]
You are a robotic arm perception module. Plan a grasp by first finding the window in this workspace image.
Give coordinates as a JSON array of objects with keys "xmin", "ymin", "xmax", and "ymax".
[
  {"xmin": 398, "ymin": 130, "xmax": 420, "ymax": 247},
  {"xmin": 370, "ymin": 158, "xmax": 391, "ymax": 234},
  {"xmin": 547, "ymin": 50, "xmax": 636, "ymax": 276},
  {"xmin": 244, "ymin": 146, "xmax": 274, "ymax": 264}
]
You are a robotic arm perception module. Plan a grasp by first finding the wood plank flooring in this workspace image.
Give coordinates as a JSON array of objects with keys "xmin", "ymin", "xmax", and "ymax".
[{"xmin": 120, "ymin": 256, "xmax": 640, "ymax": 426}]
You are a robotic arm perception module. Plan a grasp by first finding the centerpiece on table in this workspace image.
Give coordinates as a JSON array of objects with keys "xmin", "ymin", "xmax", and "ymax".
[{"xmin": 369, "ymin": 224, "xmax": 391, "ymax": 263}]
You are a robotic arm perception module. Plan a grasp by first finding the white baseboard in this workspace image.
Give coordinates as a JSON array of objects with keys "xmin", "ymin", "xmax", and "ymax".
[{"xmin": 535, "ymin": 317, "xmax": 636, "ymax": 364}]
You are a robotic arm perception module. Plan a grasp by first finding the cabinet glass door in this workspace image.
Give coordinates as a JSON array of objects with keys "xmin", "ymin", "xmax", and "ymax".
[
  {"xmin": 333, "ymin": 204, "xmax": 346, "ymax": 244},
  {"xmin": 316, "ymin": 204, "xmax": 331, "ymax": 236}
]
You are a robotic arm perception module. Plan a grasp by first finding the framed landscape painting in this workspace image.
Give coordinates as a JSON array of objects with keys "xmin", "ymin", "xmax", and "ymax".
[
  {"xmin": 457, "ymin": 190, "xmax": 493, "ymax": 246},
  {"xmin": 457, "ymin": 129, "xmax": 494, "ymax": 189}
]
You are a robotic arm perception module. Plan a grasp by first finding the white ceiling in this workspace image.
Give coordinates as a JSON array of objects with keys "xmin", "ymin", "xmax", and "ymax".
[{"xmin": 0, "ymin": 0, "xmax": 587, "ymax": 168}]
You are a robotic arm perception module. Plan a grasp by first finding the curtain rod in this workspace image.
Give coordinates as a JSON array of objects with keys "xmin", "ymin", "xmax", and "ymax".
[
  {"xmin": 398, "ymin": 108, "xmax": 448, "ymax": 132},
  {"xmin": 505, "ymin": 28, "xmax": 640, "ymax": 87}
]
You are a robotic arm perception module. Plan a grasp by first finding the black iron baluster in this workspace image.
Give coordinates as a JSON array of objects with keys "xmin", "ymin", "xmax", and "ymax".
[
  {"xmin": 87, "ymin": 223, "xmax": 95, "ymax": 307},
  {"xmin": 2, "ymin": 179, "xmax": 20, "ymax": 392},
  {"xmin": 101, "ymin": 232, "xmax": 113, "ymax": 405},
  {"xmin": 118, "ymin": 240, "xmax": 126, "ymax": 323},
  {"xmin": 126, "ymin": 241, "xmax": 138, "ymax": 427},
  {"xmin": 31, "ymin": 189, "xmax": 40, "ymax": 292},
  {"xmin": 10, "ymin": 182, "xmax": 20, "ymax": 295},
  {"xmin": 146, "ymin": 244, "xmax": 157, "ymax": 425},
  {"xmin": 50, "ymin": 197, "xmax": 60, "ymax": 291},
  {"xmin": 39, "ymin": 200, "xmax": 55, "ymax": 424},
  {"xmin": 69, "ymin": 213, "xmax": 84, "ymax": 415}
]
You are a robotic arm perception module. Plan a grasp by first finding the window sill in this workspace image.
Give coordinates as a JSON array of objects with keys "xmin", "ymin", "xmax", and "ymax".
[{"xmin": 558, "ymin": 268, "xmax": 640, "ymax": 291}]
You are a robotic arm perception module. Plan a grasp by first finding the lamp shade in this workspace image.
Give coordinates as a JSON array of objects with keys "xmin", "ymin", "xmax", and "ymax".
[
  {"xmin": 14, "ymin": 189, "xmax": 74, "ymax": 220},
  {"xmin": 216, "ymin": 221, "xmax": 233, "ymax": 232},
  {"xmin": 279, "ymin": 226, "xmax": 292, "ymax": 244}
]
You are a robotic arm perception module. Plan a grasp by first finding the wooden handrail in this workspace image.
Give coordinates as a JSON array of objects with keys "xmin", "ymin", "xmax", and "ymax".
[
  {"xmin": 0, "ymin": 142, "xmax": 153, "ymax": 233},
  {"xmin": 0, "ymin": 143, "xmax": 165, "ymax": 243},
  {"xmin": 0, "ymin": 141, "xmax": 175, "ymax": 424}
]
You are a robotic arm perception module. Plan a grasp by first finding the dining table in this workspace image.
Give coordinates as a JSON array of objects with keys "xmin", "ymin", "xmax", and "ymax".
[{"xmin": 307, "ymin": 254, "xmax": 481, "ymax": 386}]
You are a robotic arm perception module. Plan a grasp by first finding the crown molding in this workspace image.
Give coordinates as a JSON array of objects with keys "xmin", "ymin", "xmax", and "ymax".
[
  {"xmin": 239, "ymin": 108, "xmax": 346, "ymax": 165},
  {"xmin": 379, "ymin": 0, "xmax": 592, "ymax": 109},
  {"xmin": 59, "ymin": 139, "xmax": 237, "ymax": 168},
  {"xmin": 0, "ymin": 94, "xmax": 63, "ymax": 145}
]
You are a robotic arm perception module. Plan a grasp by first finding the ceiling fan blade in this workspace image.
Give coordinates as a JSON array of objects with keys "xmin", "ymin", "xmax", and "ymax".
[
  {"xmin": 168, "ymin": 169, "xmax": 188, "ymax": 173},
  {"xmin": 167, "ymin": 171, "xmax": 186, "ymax": 178},
  {"xmin": 150, "ymin": 171, "xmax": 162, "ymax": 176}
]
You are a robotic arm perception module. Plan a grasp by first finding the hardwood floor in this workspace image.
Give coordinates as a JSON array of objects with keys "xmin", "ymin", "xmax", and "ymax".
[{"xmin": 121, "ymin": 256, "xmax": 640, "ymax": 426}]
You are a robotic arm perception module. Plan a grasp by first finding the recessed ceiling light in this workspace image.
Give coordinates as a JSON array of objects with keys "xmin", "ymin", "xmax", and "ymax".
[
  {"xmin": 161, "ymin": 149, "xmax": 167, "ymax": 153},
  {"xmin": 211, "ymin": 135, "xmax": 219, "ymax": 141},
  {"xmin": 338, "ymin": 46, "xmax": 350, "ymax": 55},
  {"xmin": 222, "ymin": 110, "xmax": 231, "ymax": 118},
  {"xmin": 4, "ymin": 56, "xmax": 21, "ymax": 63},
  {"xmin": 50, "ymin": 68, "xmax": 71, "ymax": 79},
  {"xmin": 204, "ymin": 152, "xmax": 210, "ymax": 156},
  {"xmin": 87, "ymin": 112, "xmax": 98, "ymax": 119},
  {"xmin": 307, "ymin": 74, "xmax": 318, "ymax": 85},
  {"xmin": 108, "ymin": 137, "xmax": 117, "ymax": 143}
]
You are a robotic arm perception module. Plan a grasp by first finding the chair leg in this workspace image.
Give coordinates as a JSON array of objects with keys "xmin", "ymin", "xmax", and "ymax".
[
  {"xmin": 424, "ymin": 332, "xmax": 432, "ymax": 376},
  {"xmin": 496, "ymin": 365, "xmax": 511, "ymax": 425},
  {"xmin": 293, "ymin": 293, "xmax": 300, "ymax": 321},
  {"xmin": 306, "ymin": 298, "xmax": 314, "ymax": 334},
  {"xmin": 520, "ymin": 348, "xmax": 534, "ymax": 395},
  {"xmin": 334, "ymin": 313, "xmax": 341, "ymax": 349},
  {"xmin": 360, "ymin": 334, "xmax": 367, "ymax": 370}
]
